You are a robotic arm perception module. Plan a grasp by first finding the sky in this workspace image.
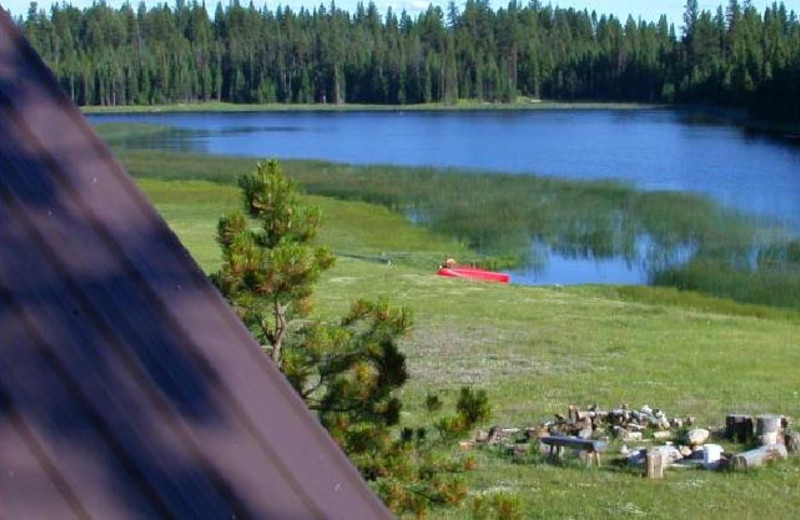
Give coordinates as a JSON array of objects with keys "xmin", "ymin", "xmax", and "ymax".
[{"xmin": 0, "ymin": 0, "xmax": 789, "ymax": 27}]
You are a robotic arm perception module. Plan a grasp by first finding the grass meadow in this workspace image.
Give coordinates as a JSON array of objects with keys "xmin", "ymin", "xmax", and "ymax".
[{"xmin": 132, "ymin": 168, "xmax": 799, "ymax": 518}]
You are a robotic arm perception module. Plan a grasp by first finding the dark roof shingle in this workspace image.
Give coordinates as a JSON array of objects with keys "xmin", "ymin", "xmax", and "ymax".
[{"xmin": 0, "ymin": 12, "xmax": 390, "ymax": 519}]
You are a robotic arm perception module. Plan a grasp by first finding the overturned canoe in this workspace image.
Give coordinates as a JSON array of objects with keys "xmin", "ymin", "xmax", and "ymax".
[{"xmin": 437, "ymin": 267, "xmax": 510, "ymax": 283}]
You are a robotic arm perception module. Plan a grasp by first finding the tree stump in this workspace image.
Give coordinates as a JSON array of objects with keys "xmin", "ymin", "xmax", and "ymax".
[
  {"xmin": 725, "ymin": 414, "xmax": 754, "ymax": 444},
  {"xmin": 731, "ymin": 444, "xmax": 788, "ymax": 471},
  {"xmin": 756, "ymin": 415, "xmax": 781, "ymax": 446},
  {"xmin": 646, "ymin": 447, "xmax": 670, "ymax": 479},
  {"xmin": 785, "ymin": 431, "xmax": 800, "ymax": 454}
]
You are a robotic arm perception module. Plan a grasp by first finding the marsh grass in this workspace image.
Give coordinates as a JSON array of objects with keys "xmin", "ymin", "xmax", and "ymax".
[
  {"xmin": 135, "ymin": 175, "xmax": 800, "ymax": 520},
  {"xmin": 93, "ymin": 122, "xmax": 172, "ymax": 141},
  {"xmin": 654, "ymin": 257, "xmax": 800, "ymax": 310},
  {"xmin": 115, "ymin": 145, "xmax": 799, "ymax": 308}
]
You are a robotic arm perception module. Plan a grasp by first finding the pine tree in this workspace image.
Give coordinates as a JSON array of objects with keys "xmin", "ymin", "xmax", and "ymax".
[
  {"xmin": 19, "ymin": 0, "xmax": 800, "ymax": 118},
  {"xmin": 212, "ymin": 160, "xmax": 488, "ymax": 516},
  {"xmin": 213, "ymin": 160, "xmax": 334, "ymax": 366}
]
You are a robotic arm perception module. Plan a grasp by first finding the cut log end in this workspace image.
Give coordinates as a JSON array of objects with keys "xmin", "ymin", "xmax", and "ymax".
[
  {"xmin": 725, "ymin": 414, "xmax": 754, "ymax": 444},
  {"xmin": 785, "ymin": 431, "xmax": 800, "ymax": 453},
  {"xmin": 646, "ymin": 447, "xmax": 670, "ymax": 479}
]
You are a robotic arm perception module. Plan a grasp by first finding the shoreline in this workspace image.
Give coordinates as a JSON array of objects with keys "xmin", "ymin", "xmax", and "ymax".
[
  {"xmin": 81, "ymin": 99, "xmax": 663, "ymax": 114},
  {"xmin": 83, "ymin": 100, "xmax": 798, "ymax": 139}
]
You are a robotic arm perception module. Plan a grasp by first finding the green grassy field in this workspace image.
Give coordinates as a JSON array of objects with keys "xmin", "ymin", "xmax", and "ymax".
[{"xmin": 135, "ymin": 169, "xmax": 800, "ymax": 519}]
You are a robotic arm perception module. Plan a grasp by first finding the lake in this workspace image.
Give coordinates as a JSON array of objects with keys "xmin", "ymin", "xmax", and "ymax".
[{"xmin": 89, "ymin": 109, "xmax": 800, "ymax": 286}]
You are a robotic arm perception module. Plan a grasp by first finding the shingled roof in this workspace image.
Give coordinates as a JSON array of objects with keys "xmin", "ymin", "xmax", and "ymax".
[{"xmin": 0, "ymin": 12, "xmax": 390, "ymax": 519}]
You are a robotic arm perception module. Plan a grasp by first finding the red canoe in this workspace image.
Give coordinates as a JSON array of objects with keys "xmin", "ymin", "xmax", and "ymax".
[{"xmin": 437, "ymin": 267, "xmax": 510, "ymax": 283}]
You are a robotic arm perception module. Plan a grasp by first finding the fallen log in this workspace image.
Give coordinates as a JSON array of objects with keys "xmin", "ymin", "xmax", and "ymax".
[{"xmin": 730, "ymin": 444, "xmax": 788, "ymax": 471}]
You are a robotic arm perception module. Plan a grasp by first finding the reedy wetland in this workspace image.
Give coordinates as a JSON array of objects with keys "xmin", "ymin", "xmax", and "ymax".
[{"xmin": 104, "ymin": 124, "xmax": 799, "ymax": 310}]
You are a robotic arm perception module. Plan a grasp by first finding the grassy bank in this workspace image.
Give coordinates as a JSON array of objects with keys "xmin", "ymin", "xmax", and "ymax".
[{"xmin": 135, "ymin": 174, "xmax": 800, "ymax": 519}]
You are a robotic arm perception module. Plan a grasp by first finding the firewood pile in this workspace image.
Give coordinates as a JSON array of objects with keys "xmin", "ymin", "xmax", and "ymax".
[
  {"xmin": 464, "ymin": 403, "xmax": 797, "ymax": 477},
  {"xmin": 554, "ymin": 403, "xmax": 695, "ymax": 441}
]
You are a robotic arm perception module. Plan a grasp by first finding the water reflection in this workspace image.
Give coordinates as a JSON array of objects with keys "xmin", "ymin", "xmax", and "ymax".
[
  {"xmin": 105, "ymin": 126, "xmax": 206, "ymax": 154},
  {"xmin": 413, "ymin": 175, "xmax": 797, "ymax": 307},
  {"xmin": 512, "ymin": 233, "xmax": 699, "ymax": 285}
]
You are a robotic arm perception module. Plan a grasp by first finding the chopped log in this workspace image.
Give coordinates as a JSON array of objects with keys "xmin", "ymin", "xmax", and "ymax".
[
  {"xmin": 756, "ymin": 415, "xmax": 782, "ymax": 446},
  {"xmin": 510, "ymin": 443, "xmax": 530, "ymax": 460},
  {"xmin": 785, "ymin": 431, "xmax": 800, "ymax": 454},
  {"xmin": 731, "ymin": 444, "xmax": 788, "ymax": 471},
  {"xmin": 646, "ymin": 447, "xmax": 670, "ymax": 479},
  {"xmin": 524, "ymin": 426, "xmax": 547, "ymax": 440},
  {"xmin": 624, "ymin": 431, "xmax": 643, "ymax": 442},
  {"xmin": 725, "ymin": 414, "xmax": 754, "ymax": 444},
  {"xmin": 653, "ymin": 431, "xmax": 672, "ymax": 441},
  {"xmin": 577, "ymin": 420, "xmax": 593, "ymax": 440}
]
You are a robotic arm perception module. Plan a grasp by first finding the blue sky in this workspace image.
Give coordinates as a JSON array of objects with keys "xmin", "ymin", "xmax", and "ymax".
[{"xmin": 1, "ymin": 1, "xmax": 787, "ymax": 26}]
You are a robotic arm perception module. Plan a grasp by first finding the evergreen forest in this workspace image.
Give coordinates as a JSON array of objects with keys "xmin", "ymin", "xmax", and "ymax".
[{"xmin": 15, "ymin": 0, "xmax": 800, "ymax": 121}]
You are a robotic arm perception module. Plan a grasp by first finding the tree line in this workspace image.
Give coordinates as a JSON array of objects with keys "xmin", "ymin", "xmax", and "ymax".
[{"xmin": 16, "ymin": 0, "xmax": 800, "ymax": 120}]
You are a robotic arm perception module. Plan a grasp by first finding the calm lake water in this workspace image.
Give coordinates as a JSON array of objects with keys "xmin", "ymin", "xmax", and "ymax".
[{"xmin": 90, "ymin": 110, "xmax": 800, "ymax": 285}]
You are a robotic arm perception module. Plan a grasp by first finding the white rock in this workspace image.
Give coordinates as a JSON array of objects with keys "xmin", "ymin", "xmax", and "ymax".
[{"xmin": 687, "ymin": 428, "xmax": 710, "ymax": 446}]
